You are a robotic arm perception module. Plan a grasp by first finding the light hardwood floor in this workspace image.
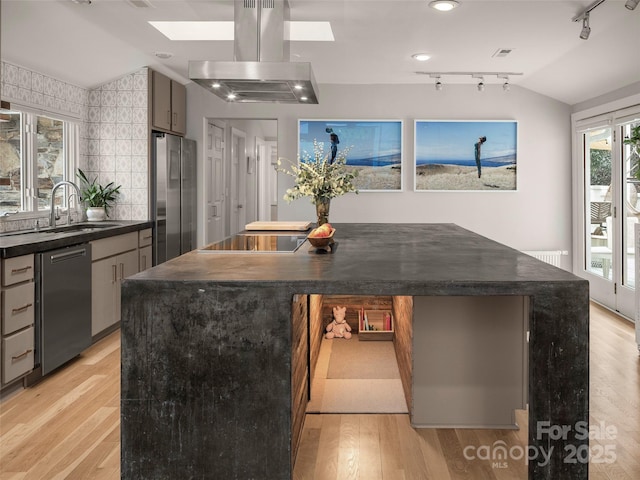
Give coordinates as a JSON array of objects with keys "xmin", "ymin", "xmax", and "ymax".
[{"xmin": 0, "ymin": 302, "xmax": 638, "ymax": 479}]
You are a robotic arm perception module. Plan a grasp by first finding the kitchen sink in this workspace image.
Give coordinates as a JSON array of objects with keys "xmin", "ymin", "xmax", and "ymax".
[
  {"xmin": 0, "ymin": 222, "xmax": 122, "ymax": 237},
  {"xmin": 44, "ymin": 222, "xmax": 122, "ymax": 233}
]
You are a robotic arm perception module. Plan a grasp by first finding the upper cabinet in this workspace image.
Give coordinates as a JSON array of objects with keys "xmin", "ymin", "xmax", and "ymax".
[{"xmin": 151, "ymin": 70, "xmax": 186, "ymax": 136}]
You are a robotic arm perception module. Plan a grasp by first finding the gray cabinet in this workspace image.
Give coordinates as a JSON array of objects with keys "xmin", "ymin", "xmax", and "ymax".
[
  {"xmin": 138, "ymin": 228, "xmax": 153, "ymax": 272},
  {"xmin": 151, "ymin": 70, "xmax": 186, "ymax": 136},
  {"xmin": 1, "ymin": 254, "xmax": 35, "ymax": 387},
  {"xmin": 91, "ymin": 233, "xmax": 139, "ymax": 337}
]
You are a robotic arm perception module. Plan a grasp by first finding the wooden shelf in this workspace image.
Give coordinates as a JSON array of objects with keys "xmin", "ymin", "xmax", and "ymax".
[{"xmin": 359, "ymin": 309, "xmax": 393, "ymax": 341}]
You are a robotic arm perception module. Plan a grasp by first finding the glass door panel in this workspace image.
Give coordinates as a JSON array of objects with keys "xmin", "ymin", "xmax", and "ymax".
[
  {"xmin": 36, "ymin": 115, "xmax": 65, "ymax": 211},
  {"xmin": 585, "ymin": 128, "xmax": 613, "ymax": 281},
  {"xmin": 0, "ymin": 111, "xmax": 23, "ymax": 213},
  {"xmin": 623, "ymin": 121, "xmax": 640, "ymax": 289}
]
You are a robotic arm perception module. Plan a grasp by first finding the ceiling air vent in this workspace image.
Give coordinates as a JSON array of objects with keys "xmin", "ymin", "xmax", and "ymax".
[{"xmin": 492, "ymin": 48, "xmax": 513, "ymax": 58}]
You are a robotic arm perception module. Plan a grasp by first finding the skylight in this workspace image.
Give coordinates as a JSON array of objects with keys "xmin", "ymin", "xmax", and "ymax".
[{"xmin": 149, "ymin": 21, "xmax": 334, "ymax": 41}]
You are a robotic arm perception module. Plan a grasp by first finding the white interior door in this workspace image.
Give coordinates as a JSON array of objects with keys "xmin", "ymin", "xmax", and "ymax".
[
  {"xmin": 267, "ymin": 141, "xmax": 278, "ymax": 220},
  {"xmin": 206, "ymin": 121, "xmax": 225, "ymax": 244},
  {"xmin": 256, "ymin": 137, "xmax": 269, "ymax": 221},
  {"xmin": 230, "ymin": 128, "xmax": 247, "ymax": 235}
]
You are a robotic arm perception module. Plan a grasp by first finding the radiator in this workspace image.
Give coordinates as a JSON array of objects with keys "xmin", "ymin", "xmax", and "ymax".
[{"xmin": 521, "ymin": 250, "xmax": 565, "ymax": 267}]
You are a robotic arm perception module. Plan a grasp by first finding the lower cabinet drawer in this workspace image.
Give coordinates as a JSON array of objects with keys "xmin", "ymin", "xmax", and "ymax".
[
  {"xmin": 2, "ymin": 327, "xmax": 34, "ymax": 385},
  {"xmin": 2, "ymin": 282, "xmax": 35, "ymax": 335},
  {"xmin": 2, "ymin": 254, "xmax": 34, "ymax": 287}
]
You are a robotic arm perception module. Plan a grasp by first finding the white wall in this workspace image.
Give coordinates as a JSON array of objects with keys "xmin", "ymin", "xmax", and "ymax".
[{"xmin": 187, "ymin": 82, "xmax": 572, "ymax": 256}]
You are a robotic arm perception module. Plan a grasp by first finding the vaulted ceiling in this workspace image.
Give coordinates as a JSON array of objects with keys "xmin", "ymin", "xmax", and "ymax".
[{"xmin": 2, "ymin": 0, "xmax": 639, "ymax": 106}]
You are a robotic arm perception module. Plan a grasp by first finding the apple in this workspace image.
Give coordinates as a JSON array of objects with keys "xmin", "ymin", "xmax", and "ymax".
[
  {"xmin": 309, "ymin": 224, "xmax": 335, "ymax": 238},
  {"xmin": 310, "ymin": 227, "xmax": 329, "ymax": 238}
]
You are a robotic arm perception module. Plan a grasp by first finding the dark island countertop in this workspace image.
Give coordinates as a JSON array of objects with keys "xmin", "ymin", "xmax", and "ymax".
[
  {"xmin": 131, "ymin": 222, "xmax": 579, "ymax": 287},
  {"xmin": 0, "ymin": 220, "xmax": 153, "ymax": 258},
  {"xmin": 121, "ymin": 223, "xmax": 589, "ymax": 480}
]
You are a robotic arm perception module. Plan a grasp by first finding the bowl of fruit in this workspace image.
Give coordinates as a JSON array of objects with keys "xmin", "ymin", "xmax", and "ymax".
[{"xmin": 307, "ymin": 223, "xmax": 335, "ymax": 248}]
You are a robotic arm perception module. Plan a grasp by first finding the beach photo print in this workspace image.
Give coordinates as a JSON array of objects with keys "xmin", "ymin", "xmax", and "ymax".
[
  {"xmin": 299, "ymin": 120, "xmax": 403, "ymax": 191},
  {"xmin": 414, "ymin": 120, "xmax": 517, "ymax": 191}
]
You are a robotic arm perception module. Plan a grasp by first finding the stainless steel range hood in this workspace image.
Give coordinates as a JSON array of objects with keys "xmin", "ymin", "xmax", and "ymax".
[{"xmin": 189, "ymin": 0, "xmax": 319, "ymax": 104}]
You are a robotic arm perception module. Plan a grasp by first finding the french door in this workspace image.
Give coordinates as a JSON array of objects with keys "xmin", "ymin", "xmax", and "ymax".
[{"xmin": 577, "ymin": 110, "xmax": 640, "ymax": 318}]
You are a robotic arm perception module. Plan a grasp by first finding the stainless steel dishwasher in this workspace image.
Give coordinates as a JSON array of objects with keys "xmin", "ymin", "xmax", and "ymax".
[{"xmin": 36, "ymin": 243, "xmax": 92, "ymax": 375}]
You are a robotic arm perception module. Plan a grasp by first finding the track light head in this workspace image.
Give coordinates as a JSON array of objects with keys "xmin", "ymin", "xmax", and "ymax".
[
  {"xmin": 580, "ymin": 13, "xmax": 591, "ymax": 40},
  {"xmin": 497, "ymin": 74, "xmax": 510, "ymax": 92},
  {"xmin": 477, "ymin": 79, "xmax": 485, "ymax": 92},
  {"xmin": 626, "ymin": 0, "xmax": 639, "ymax": 10},
  {"xmin": 433, "ymin": 75, "xmax": 443, "ymax": 91}
]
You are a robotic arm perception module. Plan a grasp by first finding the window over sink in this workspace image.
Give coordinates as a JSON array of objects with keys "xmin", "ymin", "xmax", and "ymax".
[{"xmin": 0, "ymin": 106, "xmax": 78, "ymax": 216}]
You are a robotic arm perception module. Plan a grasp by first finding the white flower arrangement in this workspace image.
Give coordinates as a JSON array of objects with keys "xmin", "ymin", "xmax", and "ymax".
[{"xmin": 278, "ymin": 139, "xmax": 358, "ymax": 204}]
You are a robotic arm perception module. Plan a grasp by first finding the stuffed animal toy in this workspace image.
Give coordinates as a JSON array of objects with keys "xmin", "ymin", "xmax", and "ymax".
[{"xmin": 325, "ymin": 306, "xmax": 351, "ymax": 339}]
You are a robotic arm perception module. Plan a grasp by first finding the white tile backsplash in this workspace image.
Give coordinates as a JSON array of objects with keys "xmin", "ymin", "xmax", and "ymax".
[
  {"xmin": 117, "ymin": 90, "xmax": 132, "ymax": 107},
  {"xmin": 117, "ymin": 123, "xmax": 132, "ymax": 140},
  {"xmin": 116, "ymin": 139, "xmax": 132, "ymax": 156},
  {"xmin": 100, "ymin": 106, "xmax": 116, "ymax": 123}
]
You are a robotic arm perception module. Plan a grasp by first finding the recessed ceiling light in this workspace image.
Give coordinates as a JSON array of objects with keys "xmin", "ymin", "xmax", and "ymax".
[
  {"xmin": 429, "ymin": 1, "xmax": 460, "ymax": 12},
  {"xmin": 412, "ymin": 53, "xmax": 431, "ymax": 62},
  {"xmin": 154, "ymin": 51, "xmax": 173, "ymax": 59},
  {"xmin": 300, "ymin": 96, "xmax": 308, "ymax": 101},
  {"xmin": 294, "ymin": 84, "xmax": 303, "ymax": 90},
  {"xmin": 211, "ymin": 82, "xmax": 221, "ymax": 89},
  {"xmin": 227, "ymin": 93, "xmax": 236, "ymax": 100},
  {"xmin": 71, "ymin": 0, "xmax": 92, "ymax": 4}
]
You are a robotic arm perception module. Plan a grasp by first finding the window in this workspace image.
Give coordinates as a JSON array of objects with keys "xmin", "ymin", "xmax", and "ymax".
[{"xmin": 0, "ymin": 107, "xmax": 78, "ymax": 216}]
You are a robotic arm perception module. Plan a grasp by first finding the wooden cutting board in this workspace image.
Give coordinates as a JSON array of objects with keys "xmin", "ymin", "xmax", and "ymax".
[{"xmin": 244, "ymin": 221, "xmax": 312, "ymax": 231}]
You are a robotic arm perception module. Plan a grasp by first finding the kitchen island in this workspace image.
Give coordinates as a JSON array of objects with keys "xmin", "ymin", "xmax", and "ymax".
[{"xmin": 120, "ymin": 223, "xmax": 589, "ymax": 480}]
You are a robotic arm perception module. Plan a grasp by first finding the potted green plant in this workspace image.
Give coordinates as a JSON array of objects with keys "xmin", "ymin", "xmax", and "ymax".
[{"xmin": 76, "ymin": 168, "xmax": 121, "ymax": 221}]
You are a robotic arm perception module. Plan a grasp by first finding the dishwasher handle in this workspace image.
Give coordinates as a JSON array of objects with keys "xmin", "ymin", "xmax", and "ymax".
[{"xmin": 49, "ymin": 246, "xmax": 89, "ymax": 263}]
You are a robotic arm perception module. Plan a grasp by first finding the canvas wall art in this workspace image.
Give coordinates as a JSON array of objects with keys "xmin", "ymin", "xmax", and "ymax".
[
  {"xmin": 414, "ymin": 120, "xmax": 517, "ymax": 191},
  {"xmin": 299, "ymin": 120, "xmax": 403, "ymax": 191}
]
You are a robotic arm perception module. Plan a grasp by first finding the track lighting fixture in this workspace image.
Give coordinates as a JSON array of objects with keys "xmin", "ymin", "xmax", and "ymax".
[
  {"xmin": 626, "ymin": 0, "xmax": 639, "ymax": 10},
  {"xmin": 431, "ymin": 75, "xmax": 443, "ymax": 91},
  {"xmin": 498, "ymin": 74, "xmax": 510, "ymax": 91},
  {"xmin": 472, "ymin": 74, "xmax": 485, "ymax": 92},
  {"xmin": 428, "ymin": 74, "xmax": 444, "ymax": 91},
  {"xmin": 580, "ymin": 12, "xmax": 591, "ymax": 40},
  {"xmin": 572, "ymin": 0, "xmax": 605, "ymax": 40},
  {"xmin": 419, "ymin": 72, "xmax": 523, "ymax": 91}
]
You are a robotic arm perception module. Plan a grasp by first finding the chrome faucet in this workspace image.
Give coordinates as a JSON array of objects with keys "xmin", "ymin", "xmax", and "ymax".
[{"xmin": 50, "ymin": 181, "xmax": 81, "ymax": 228}]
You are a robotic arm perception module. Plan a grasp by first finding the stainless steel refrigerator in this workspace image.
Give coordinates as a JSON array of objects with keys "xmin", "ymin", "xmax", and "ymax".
[{"xmin": 152, "ymin": 132, "xmax": 197, "ymax": 265}]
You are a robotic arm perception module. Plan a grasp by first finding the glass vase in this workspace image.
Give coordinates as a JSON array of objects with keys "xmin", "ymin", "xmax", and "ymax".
[{"xmin": 315, "ymin": 198, "xmax": 330, "ymax": 226}]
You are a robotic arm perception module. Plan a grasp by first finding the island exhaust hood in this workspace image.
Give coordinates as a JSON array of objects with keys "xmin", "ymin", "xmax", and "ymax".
[{"xmin": 189, "ymin": 0, "xmax": 319, "ymax": 104}]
